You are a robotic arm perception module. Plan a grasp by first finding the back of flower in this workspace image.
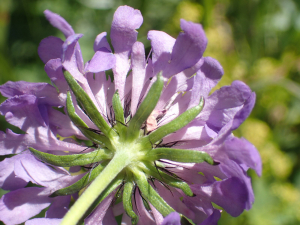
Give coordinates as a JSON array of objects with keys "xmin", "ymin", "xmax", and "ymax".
[{"xmin": 0, "ymin": 5, "xmax": 261, "ymax": 225}]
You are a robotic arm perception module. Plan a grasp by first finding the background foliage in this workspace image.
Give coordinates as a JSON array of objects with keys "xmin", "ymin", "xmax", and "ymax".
[{"xmin": 1, "ymin": 0, "xmax": 300, "ymax": 224}]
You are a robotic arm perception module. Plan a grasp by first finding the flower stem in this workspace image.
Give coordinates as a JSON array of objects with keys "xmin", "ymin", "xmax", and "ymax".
[{"xmin": 60, "ymin": 153, "xmax": 131, "ymax": 225}]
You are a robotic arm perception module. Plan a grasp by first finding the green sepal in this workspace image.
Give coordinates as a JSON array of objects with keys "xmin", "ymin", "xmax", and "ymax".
[
  {"xmin": 143, "ymin": 163, "xmax": 194, "ymax": 197},
  {"xmin": 181, "ymin": 214, "xmax": 196, "ymax": 225},
  {"xmin": 127, "ymin": 73, "xmax": 164, "ymax": 140},
  {"xmin": 147, "ymin": 148, "xmax": 216, "ymax": 165},
  {"xmin": 133, "ymin": 168, "xmax": 174, "ymax": 217},
  {"xmin": 112, "ymin": 90, "xmax": 125, "ymax": 125},
  {"xmin": 29, "ymin": 147, "xmax": 112, "ymax": 167},
  {"xmin": 66, "ymin": 91, "xmax": 113, "ymax": 149},
  {"xmin": 123, "ymin": 182, "xmax": 138, "ymax": 224},
  {"xmin": 64, "ymin": 71, "xmax": 115, "ymax": 138},
  {"xmin": 146, "ymin": 96, "xmax": 204, "ymax": 144},
  {"xmin": 50, "ymin": 161, "xmax": 108, "ymax": 197},
  {"xmin": 112, "ymin": 90, "xmax": 126, "ymax": 138}
]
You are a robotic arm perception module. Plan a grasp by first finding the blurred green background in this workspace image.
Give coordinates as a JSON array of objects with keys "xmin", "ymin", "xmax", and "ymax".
[{"xmin": 1, "ymin": 0, "xmax": 300, "ymax": 224}]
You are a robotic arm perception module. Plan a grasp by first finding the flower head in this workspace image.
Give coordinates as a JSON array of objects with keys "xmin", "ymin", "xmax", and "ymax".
[{"xmin": 0, "ymin": 5, "xmax": 261, "ymax": 225}]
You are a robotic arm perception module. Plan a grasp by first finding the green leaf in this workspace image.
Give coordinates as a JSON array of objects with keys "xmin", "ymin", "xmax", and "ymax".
[
  {"xmin": 29, "ymin": 147, "xmax": 112, "ymax": 167},
  {"xmin": 146, "ymin": 96, "xmax": 204, "ymax": 144},
  {"xmin": 127, "ymin": 73, "xmax": 164, "ymax": 140},
  {"xmin": 64, "ymin": 71, "xmax": 115, "ymax": 138}
]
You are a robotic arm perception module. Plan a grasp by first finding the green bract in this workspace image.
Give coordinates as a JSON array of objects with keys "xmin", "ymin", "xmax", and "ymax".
[{"xmin": 31, "ymin": 71, "xmax": 217, "ymax": 225}]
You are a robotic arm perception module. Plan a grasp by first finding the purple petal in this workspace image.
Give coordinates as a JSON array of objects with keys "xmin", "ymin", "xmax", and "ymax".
[
  {"xmin": 148, "ymin": 30, "xmax": 175, "ymax": 75},
  {"xmin": 0, "ymin": 127, "xmax": 85, "ymax": 155},
  {"xmin": 85, "ymin": 192, "xmax": 115, "ymax": 225},
  {"xmin": 199, "ymin": 57, "xmax": 224, "ymax": 97},
  {"xmin": 102, "ymin": 208, "xmax": 118, "ymax": 225},
  {"xmin": 94, "ymin": 32, "xmax": 111, "ymax": 52},
  {"xmin": 0, "ymin": 154, "xmax": 27, "ymax": 191},
  {"xmin": 156, "ymin": 182, "xmax": 195, "ymax": 220},
  {"xmin": 111, "ymin": 6, "xmax": 143, "ymax": 103},
  {"xmin": 163, "ymin": 20, "xmax": 207, "ymax": 78},
  {"xmin": 193, "ymin": 141, "xmax": 256, "ymax": 211},
  {"xmin": 110, "ymin": 6, "xmax": 143, "ymax": 54},
  {"xmin": 14, "ymin": 154, "xmax": 79, "ymax": 190},
  {"xmin": 210, "ymin": 91, "xmax": 256, "ymax": 146},
  {"xmin": 85, "ymin": 48, "xmax": 116, "ymax": 73},
  {"xmin": 112, "ymin": 54, "xmax": 129, "ymax": 105},
  {"xmin": 217, "ymin": 158, "xmax": 255, "ymax": 210},
  {"xmin": 188, "ymin": 70, "xmax": 204, "ymax": 109},
  {"xmin": 0, "ymin": 81, "xmax": 62, "ymax": 106},
  {"xmin": 132, "ymin": 191, "xmax": 156, "ymax": 224},
  {"xmin": 149, "ymin": 203, "xmax": 164, "ymax": 224},
  {"xmin": 0, "ymin": 95, "xmax": 47, "ymax": 131},
  {"xmin": 25, "ymin": 218, "xmax": 62, "ymax": 225},
  {"xmin": 120, "ymin": 213, "xmax": 132, "ymax": 224},
  {"xmin": 158, "ymin": 91, "xmax": 192, "ymax": 126},
  {"xmin": 47, "ymin": 107, "xmax": 83, "ymax": 138},
  {"xmin": 131, "ymin": 42, "xmax": 146, "ymax": 115},
  {"xmin": 86, "ymin": 72, "xmax": 111, "ymax": 117},
  {"xmin": 161, "ymin": 212, "xmax": 181, "ymax": 225},
  {"xmin": 163, "ymin": 162, "xmax": 207, "ymax": 186},
  {"xmin": 192, "ymin": 177, "xmax": 248, "ymax": 217},
  {"xmin": 0, "ymin": 187, "xmax": 52, "ymax": 225},
  {"xmin": 38, "ymin": 36, "xmax": 64, "ymax": 63},
  {"xmin": 162, "ymin": 120, "xmax": 211, "ymax": 145},
  {"xmin": 182, "ymin": 194, "xmax": 214, "ymax": 224},
  {"xmin": 188, "ymin": 57, "xmax": 224, "ymax": 109},
  {"xmin": 231, "ymin": 91, "xmax": 256, "ymax": 130},
  {"xmin": 137, "ymin": 58, "xmax": 155, "ymax": 105},
  {"xmin": 75, "ymin": 43, "xmax": 84, "ymax": 73},
  {"xmin": 61, "ymin": 34, "xmax": 86, "ymax": 84},
  {"xmin": 46, "ymin": 195, "xmax": 70, "ymax": 218},
  {"xmin": 155, "ymin": 72, "xmax": 193, "ymax": 111},
  {"xmin": 44, "ymin": 10, "xmax": 75, "ymax": 38},
  {"xmin": 198, "ymin": 81, "xmax": 253, "ymax": 132},
  {"xmin": 0, "ymin": 94, "xmax": 85, "ymax": 154},
  {"xmin": 44, "ymin": 59, "xmax": 69, "ymax": 94},
  {"xmin": 224, "ymin": 137, "xmax": 262, "ymax": 176},
  {"xmin": 70, "ymin": 91, "xmax": 102, "ymax": 130},
  {"xmin": 199, "ymin": 209, "xmax": 221, "ymax": 225},
  {"xmin": 0, "ymin": 129, "xmax": 33, "ymax": 155}
]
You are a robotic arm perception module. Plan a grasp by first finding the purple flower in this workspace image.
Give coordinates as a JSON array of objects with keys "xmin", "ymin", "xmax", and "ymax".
[{"xmin": 0, "ymin": 5, "xmax": 261, "ymax": 225}]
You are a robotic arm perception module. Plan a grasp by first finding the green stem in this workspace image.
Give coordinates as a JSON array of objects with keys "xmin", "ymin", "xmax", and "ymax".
[{"xmin": 60, "ymin": 153, "xmax": 131, "ymax": 225}]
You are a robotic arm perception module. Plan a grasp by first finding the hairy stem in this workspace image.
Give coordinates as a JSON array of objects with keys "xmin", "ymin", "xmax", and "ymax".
[{"xmin": 60, "ymin": 153, "xmax": 131, "ymax": 225}]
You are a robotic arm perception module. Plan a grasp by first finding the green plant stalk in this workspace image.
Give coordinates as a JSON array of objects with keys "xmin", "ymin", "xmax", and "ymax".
[{"xmin": 60, "ymin": 152, "xmax": 131, "ymax": 225}]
